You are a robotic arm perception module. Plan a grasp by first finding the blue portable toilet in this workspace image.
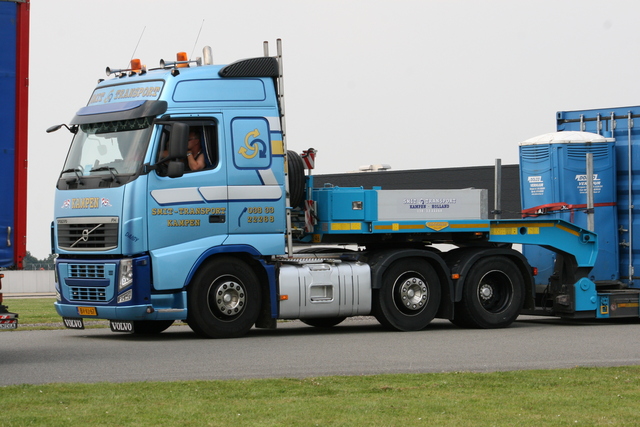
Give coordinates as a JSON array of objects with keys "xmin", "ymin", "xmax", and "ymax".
[{"xmin": 520, "ymin": 131, "xmax": 618, "ymax": 285}]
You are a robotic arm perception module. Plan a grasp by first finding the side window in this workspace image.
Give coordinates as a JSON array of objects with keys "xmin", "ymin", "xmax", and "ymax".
[
  {"xmin": 156, "ymin": 121, "xmax": 218, "ymax": 176},
  {"xmin": 200, "ymin": 125, "xmax": 218, "ymax": 169}
]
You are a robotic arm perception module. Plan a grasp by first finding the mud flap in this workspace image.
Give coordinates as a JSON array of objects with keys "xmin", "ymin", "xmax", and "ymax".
[
  {"xmin": 110, "ymin": 320, "xmax": 134, "ymax": 333},
  {"xmin": 63, "ymin": 317, "xmax": 84, "ymax": 329}
]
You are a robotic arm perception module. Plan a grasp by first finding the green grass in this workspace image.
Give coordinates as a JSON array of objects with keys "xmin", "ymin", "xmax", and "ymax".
[
  {"xmin": 3, "ymin": 299, "xmax": 640, "ymax": 425},
  {"xmin": 0, "ymin": 297, "xmax": 82, "ymax": 330},
  {"xmin": 1, "ymin": 367, "xmax": 639, "ymax": 426}
]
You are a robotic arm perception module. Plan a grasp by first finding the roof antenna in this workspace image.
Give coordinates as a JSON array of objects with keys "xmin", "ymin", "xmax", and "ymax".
[
  {"xmin": 190, "ymin": 20, "xmax": 205, "ymax": 60},
  {"xmin": 129, "ymin": 26, "xmax": 146, "ymax": 67}
]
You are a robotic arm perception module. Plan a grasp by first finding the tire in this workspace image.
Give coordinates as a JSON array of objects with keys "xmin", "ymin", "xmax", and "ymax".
[
  {"xmin": 287, "ymin": 150, "xmax": 305, "ymax": 208},
  {"xmin": 187, "ymin": 257, "xmax": 262, "ymax": 338},
  {"xmin": 300, "ymin": 317, "xmax": 347, "ymax": 328},
  {"xmin": 373, "ymin": 258, "xmax": 441, "ymax": 331},
  {"xmin": 132, "ymin": 320, "xmax": 174, "ymax": 334},
  {"xmin": 454, "ymin": 256, "xmax": 524, "ymax": 329}
]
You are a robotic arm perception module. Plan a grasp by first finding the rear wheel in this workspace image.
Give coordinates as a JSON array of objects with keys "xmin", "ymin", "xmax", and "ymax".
[
  {"xmin": 187, "ymin": 257, "xmax": 262, "ymax": 338},
  {"xmin": 453, "ymin": 256, "xmax": 524, "ymax": 329},
  {"xmin": 132, "ymin": 320, "xmax": 174, "ymax": 334},
  {"xmin": 373, "ymin": 258, "xmax": 441, "ymax": 331},
  {"xmin": 300, "ymin": 317, "xmax": 347, "ymax": 328}
]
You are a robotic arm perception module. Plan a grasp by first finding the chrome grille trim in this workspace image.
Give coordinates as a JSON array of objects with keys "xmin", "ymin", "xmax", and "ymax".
[{"xmin": 57, "ymin": 217, "xmax": 119, "ymax": 251}]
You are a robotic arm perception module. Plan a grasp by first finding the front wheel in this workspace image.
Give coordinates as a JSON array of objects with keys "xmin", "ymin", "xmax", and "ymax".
[
  {"xmin": 453, "ymin": 256, "xmax": 524, "ymax": 329},
  {"xmin": 187, "ymin": 257, "xmax": 262, "ymax": 338},
  {"xmin": 373, "ymin": 258, "xmax": 441, "ymax": 331}
]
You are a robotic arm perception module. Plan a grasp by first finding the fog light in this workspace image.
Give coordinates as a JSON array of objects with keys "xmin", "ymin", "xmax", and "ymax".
[{"xmin": 117, "ymin": 289, "xmax": 133, "ymax": 304}]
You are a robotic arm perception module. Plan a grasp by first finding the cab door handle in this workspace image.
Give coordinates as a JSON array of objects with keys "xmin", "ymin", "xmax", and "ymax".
[{"xmin": 209, "ymin": 215, "xmax": 225, "ymax": 224}]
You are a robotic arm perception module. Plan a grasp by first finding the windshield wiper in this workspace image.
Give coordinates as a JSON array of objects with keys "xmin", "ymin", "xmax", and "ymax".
[
  {"xmin": 91, "ymin": 166, "xmax": 121, "ymax": 184},
  {"xmin": 60, "ymin": 167, "xmax": 84, "ymax": 186}
]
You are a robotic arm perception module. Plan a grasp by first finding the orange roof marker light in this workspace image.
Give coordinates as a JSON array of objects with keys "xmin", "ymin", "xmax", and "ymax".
[
  {"xmin": 130, "ymin": 58, "xmax": 143, "ymax": 72},
  {"xmin": 159, "ymin": 52, "xmax": 202, "ymax": 70},
  {"xmin": 105, "ymin": 58, "xmax": 147, "ymax": 77},
  {"xmin": 176, "ymin": 52, "xmax": 188, "ymax": 68}
]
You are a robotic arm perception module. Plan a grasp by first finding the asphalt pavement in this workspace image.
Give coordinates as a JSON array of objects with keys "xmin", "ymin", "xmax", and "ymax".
[{"xmin": 2, "ymin": 315, "xmax": 640, "ymax": 385}]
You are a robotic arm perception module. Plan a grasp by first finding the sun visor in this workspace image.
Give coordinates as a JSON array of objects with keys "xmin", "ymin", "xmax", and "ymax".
[{"xmin": 70, "ymin": 100, "xmax": 168, "ymax": 125}]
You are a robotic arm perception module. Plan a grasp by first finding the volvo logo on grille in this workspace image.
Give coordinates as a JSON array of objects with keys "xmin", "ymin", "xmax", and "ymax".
[{"xmin": 70, "ymin": 223, "xmax": 103, "ymax": 248}]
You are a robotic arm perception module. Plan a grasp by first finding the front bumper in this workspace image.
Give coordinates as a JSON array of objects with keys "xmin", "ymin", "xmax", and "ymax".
[{"xmin": 55, "ymin": 255, "xmax": 187, "ymax": 322}]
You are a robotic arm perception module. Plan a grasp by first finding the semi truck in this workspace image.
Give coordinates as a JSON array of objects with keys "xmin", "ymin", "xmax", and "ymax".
[
  {"xmin": 49, "ymin": 40, "xmax": 598, "ymax": 338},
  {"xmin": 0, "ymin": 0, "xmax": 29, "ymax": 329}
]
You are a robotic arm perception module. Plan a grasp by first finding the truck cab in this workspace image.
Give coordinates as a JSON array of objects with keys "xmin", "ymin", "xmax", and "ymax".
[{"xmin": 52, "ymin": 50, "xmax": 289, "ymax": 334}]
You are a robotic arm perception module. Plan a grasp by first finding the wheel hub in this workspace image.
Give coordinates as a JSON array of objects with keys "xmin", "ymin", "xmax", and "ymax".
[
  {"xmin": 476, "ymin": 269, "xmax": 514, "ymax": 314},
  {"xmin": 479, "ymin": 283, "xmax": 494, "ymax": 300},
  {"xmin": 214, "ymin": 281, "xmax": 245, "ymax": 316},
  {"xmin": 400, "ymin": 277, "xmax": 428, "ymax": 311}
]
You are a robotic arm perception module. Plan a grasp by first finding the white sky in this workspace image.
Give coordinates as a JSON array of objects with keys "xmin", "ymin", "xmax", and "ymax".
[{"xmin": 27, "ymin": 0, "xmax": 640, "ymax": 258}]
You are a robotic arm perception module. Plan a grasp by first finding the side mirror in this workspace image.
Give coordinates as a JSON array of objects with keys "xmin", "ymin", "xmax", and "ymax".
[
  {"xmin": 167, "ymin": 160, "xmax": 185, "ymax": 178},
  {"xmin": 154, "ymin": 122, "xmax": 188, "ymax": 177},
  {"xmin": 168, "ymin": 122, "xmax": 189, "ymax": 158},
  {"xmin": 46, "ymin": 124, "xmax": 78, "ymax": 134}
]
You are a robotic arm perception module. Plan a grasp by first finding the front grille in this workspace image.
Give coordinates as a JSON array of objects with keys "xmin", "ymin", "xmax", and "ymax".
[
  {"xmin": 57, "ymin": 217, "xmax": 119, "ymax": 251},
  {"xmin": 69, "ymin": 287, "xmax": 108, "ymax": 302},
  {"xmin": 69, "ymin": 264, "xmax": 106, "ymax": 279}
]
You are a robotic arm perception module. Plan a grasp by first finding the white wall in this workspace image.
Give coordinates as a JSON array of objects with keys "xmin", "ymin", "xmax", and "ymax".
[{"xmin": 1, "ymin": 271, "xmax": 56, "ymax": 295}]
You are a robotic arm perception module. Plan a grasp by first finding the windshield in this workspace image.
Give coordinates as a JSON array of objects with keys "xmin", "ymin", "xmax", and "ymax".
[{"xmin": 61, "ymin": 118, "xmax": 153, "ymax": 179}]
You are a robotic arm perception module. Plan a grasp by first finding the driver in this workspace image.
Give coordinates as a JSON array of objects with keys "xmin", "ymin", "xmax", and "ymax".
[{"xmin": 186, "ymin": 130, "xmax": 205, "ymax": 171}]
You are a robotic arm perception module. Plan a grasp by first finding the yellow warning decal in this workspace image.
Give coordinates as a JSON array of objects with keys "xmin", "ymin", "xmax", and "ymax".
[
  {"xmin": 491, "ymin": 227, "xmax": 517, "ymax": 235},
  {"xmin": 490, "ymin": 224, "xmax": 542, "ymax": 235},
  {"xmin": 330, "ymin": 223, "xmax": 362, "ymax": 231}
]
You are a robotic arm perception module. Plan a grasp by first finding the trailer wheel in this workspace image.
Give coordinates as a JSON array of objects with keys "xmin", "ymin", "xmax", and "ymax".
[
  {"xmin": 454, "ymin": 256, "xmax": 524, "ymax": 329},
  {"xmin": 132, "ymin": 320, "xmax": 174, "ymax": 334},
  {"xmin": 373, "ymin": 258, "xmax": 441, "ymax": 331},
  {"xmin": 187, "ymin": 257, "xmax": 262, "ymax": 338},
  {"xmin": 300, "ymin": 317, "xmax": 347, "ymax": 328}
]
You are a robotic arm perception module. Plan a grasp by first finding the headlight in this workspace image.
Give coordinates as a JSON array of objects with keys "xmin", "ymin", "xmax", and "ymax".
[{"xmin": 119, "ymin": 258, "xmax": 133, "ymax": 291}]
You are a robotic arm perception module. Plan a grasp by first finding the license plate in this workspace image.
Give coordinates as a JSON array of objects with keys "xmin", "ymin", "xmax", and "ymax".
[
  {"xmin": 77, "ymin": 306, "xmax": 97, "ymax": 316},
  {"xmin": 63, "ymin": 318, "xmax": 84, "ymax": 329},
  {"xmin": 0, "ymin": 322, "xmax": 17, "ymax": 330}
]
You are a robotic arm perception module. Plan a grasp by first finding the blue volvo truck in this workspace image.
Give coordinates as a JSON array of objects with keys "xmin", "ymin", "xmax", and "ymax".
[{"xmin": 49, "ymin": 40, "xmax": 598, "ymax": 338}]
